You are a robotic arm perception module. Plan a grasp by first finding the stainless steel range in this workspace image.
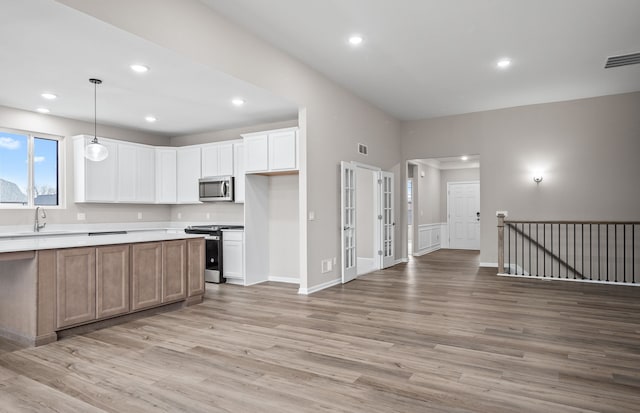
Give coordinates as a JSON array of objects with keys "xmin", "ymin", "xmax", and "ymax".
[{"xmin": 184, "ymin": 225, "xmax": 244, "ymax": 283}]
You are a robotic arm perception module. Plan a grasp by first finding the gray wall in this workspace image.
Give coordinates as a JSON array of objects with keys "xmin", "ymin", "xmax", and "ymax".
[
  {"xmin": 0, "ymin": 105, "xmax": 171, "ymax": 227},
  {"xmin": 439, "ymin": 168, "xmax": 480, "ymax": 222},
  {"xmin": 416, "ymin": 163, "xmax": 440, "ymax": 225},
  {"xmin": 59, "ymin": 0, "xmax": 403, "ymax": 290},
  {"xmin": 268, "ymin": 175, "xmax": 299, "ymax": 279},
  {"xmin": 401, "ymin": 92, "xmax": 640, "ymax": 264}
]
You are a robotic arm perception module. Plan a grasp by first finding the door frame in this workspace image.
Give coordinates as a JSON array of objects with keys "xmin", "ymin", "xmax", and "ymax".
[
  {"xmin": 341, "ymin": 161, "xmax": 395, "ymax": 282},
  {"xmin": 447, "ymin": 180, "xmax": 480, "ymax": 250}
]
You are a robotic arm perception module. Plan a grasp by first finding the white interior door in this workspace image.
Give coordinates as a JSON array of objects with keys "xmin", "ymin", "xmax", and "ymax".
[
  {"xmin": 380, "ymin": 171, "xmax": 395, "ymax": 268},
  {"xmin": 448, "ymin": 182, "xmax": 480, "ymax": 250},
  {"xmin": 341, "ymin": 161, "xmax": 357, "ymax": 283}
]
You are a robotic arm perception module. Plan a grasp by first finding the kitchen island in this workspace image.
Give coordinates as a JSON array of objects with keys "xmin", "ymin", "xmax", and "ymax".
[{"xmin": 0, "ymin": 230, "xmax": 205, "ymax": 346}]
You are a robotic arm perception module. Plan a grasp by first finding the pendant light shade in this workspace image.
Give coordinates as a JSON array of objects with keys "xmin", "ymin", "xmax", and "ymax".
[{"xmin": 85, "ymin": 78, "xmax": 108, "ymax": 162}]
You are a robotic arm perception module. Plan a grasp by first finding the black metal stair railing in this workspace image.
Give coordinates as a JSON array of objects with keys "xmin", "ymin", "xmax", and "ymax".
[{"xmin": 499, "ymin": 219, "xmax": 638, "ymax": 284}]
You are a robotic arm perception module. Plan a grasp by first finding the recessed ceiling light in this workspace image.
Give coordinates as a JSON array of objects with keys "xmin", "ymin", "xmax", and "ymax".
[
  {"xmin": 41, "ymin": 92, "xmax": 57, "ymax": 100},
  {"xmin": 36, "ymin": 108, "xmax": 50, "ymax": 114},
  {"xmin": 461, "ymin": 156, "xmax": 469, "ymax": 161},
  {"xmin": 145, "ymin": 116, "xmax": 157, "ymax": 123},
  {"xmin": 348, "ymin": 35, "xmax": 364, "ymax": 46},
  {"xmin": 231, "ymin": 98, "xmax": 245, "ymax": 107},
  {"xmin": 130, "ymin": 64, "xmax": 149, "ymax": 73},
  {"xmin": 496, "ymin": 58, "xmax": 511, "ymax": 69}
]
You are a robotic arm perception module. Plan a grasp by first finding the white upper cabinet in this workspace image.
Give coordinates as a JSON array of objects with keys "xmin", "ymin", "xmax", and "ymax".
[
  {"xmin": 201, "ymin": 142, "xmax": 234, "ymax": 177},
  {"xmin": 268, "ymin": 130, "xmax": 297, "ymax": 171},
  {"xmin": 242, "ymin": 128, "xmax": 298, "ymax": 174},
  {"xmin": 116, "ymin": 143, "xmax": 155, "ymax": 203},
  {"xmin": 155, "ymin": 148, "xmax": 177, "ymax": 204},
  {"xmin": 74, "ymin": 135, "xmax": 119, "ymax": 203},
  {"xmin": 176, "ymin": 146, "xmax": 201, "ymax": 204},
  {"xmin": 243, "ymin": 134, "xmax": 269, "ymax": 173},
  {"xmin": 233, "ymin": 143, "xmax": 245, "ymax": 204}
]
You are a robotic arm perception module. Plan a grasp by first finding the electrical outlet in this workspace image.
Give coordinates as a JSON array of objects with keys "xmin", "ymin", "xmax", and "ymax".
[
  {"xmin": 137, "ymin": 212, "xmax": 143, "ymax": 220},
  {"xmin": 206, "ymin": 213, "xmax": 210, "ymax": 219},
  {"xmin": 333, "ymin": 257, "xmax": 337, "ymax": 265},
  {"xmin": 321, "ymin": 259, "xmax": 331, "ymax": 273},
  {"xmin": 308, "ymin": 211, "xmax": 315, "ymax": 221},
  {"xmin": 177, "ymin": 212, "xmax": 182, "ymax": 219},
  {"xmin": 77, "ymin": 212, "xmax": 86, "ymax": 221}
]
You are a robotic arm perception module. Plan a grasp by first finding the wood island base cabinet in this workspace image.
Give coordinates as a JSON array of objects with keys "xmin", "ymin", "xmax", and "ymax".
[{"xmin": 0, "ymin": 237, "xmax": 206, "ymax": 347}]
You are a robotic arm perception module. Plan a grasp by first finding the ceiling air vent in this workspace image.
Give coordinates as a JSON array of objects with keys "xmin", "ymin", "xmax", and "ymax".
[
  {"xmin": 358, "ymin": 143, "xmax": 368, "ymax": 156},
  {"xmin": 604, "ymin": 52, "xmax": 640, "ymax": 69}
]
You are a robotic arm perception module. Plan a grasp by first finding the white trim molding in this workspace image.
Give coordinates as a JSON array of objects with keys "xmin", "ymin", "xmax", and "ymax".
[
  {"xmin": 480, "ymin": 262, "xmax": 498, "ymax": 268},
  {"xmin": 414, "ymin": 223, "xmax": 443, "ymax": 256},
  {"xmin": 268, "ymin": 276, "xmax": 300, "ymax": 284},
  {"xmin": 298, "ymin": 277, "xmax": 341, "ymax": 295},
  {"xmin": 393, "ymin": 258, "xmax": 408, "ymax": 265}
]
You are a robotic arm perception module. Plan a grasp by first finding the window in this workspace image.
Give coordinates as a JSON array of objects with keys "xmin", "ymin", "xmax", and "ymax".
[{"xmin": 0, "ymin": 129, "xmax": 62, "ymax": 207}]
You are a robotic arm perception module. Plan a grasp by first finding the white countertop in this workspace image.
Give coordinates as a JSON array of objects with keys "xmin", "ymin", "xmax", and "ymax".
[{"xmin": 0, "ymin": 230, "xmax": 205, "ymax": 254}]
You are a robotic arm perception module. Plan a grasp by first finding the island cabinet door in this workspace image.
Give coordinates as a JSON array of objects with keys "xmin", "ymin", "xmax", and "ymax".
[
  {"xmin": 131, "ymin": 242, "xmax": 163, "ymax": 311},
  {"xmin": 96, "ymin": 245, "xmax": 130, "ymax": 319},
  {"xmin": 56, "ymin": 247, "xmax": 96, "ymax": 329},
  {"xmin": 163, "ymin": 240, "xmax": 187, "ymax": 302},
  {"xmin": 187, "ymin": 238, "xmax": 205, "ymax": 297}
]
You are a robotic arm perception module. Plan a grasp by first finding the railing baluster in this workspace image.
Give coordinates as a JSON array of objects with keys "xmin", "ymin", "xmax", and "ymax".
[
  {"xmin": 589, "ymin": 224, "xmax": 592, "ymax": 280},
  {"xmin": 543, "ymin": 224, "xmax": 546, "ymax": 277},
  {"xmin": 633, "ymin": 224, "xmax": 635, "ymax": 284},
  {"xmin": 551, "ymin": 224, "xmax": 553, "ymax": 278},
  {"xmin": 598, "ymin": 224, "xmax": 601, "ymax": 282},
  {"xmin": 613, "ymin": 224, "xmax": 618, "ymax": 282},
  {"xmin": 529, "ymin": 223, "xmax": 532, "ymax": 276},
  {"xmin": 508, "ymin": 223, "xmax": 510, "ymax": 274},
  {"xmin": 624, "ymin": 224, "xmax": 626, "ymax": 283},
  {"xmin": 607, "ymin": 224, "xmax": 609, "ymax": 282},
  {"xmin": 522, "ymin": 223, "xmax": 525, "ymax": 275},
  {"xmin": 573, "ymin": 224, "xmax": 576, "ymax": 279},
  {"xmin": 513, "ymin": 224, "xmax": 518, "ymax": 275}
]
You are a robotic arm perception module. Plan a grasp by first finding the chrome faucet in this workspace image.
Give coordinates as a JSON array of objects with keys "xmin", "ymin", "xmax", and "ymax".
[{"xmin": 34, "ymin": 206, "xmax": 47, "ymax": 232}]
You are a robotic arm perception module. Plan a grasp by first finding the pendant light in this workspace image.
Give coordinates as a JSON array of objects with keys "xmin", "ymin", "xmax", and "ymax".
[{"xmin": 84, "ymin": 78, "xmax": 108, "ymax": 162}]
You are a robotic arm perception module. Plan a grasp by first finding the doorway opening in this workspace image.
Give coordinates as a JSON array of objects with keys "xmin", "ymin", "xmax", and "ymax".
[{"xmin": 406, "ymin": 156, "xmax": 480, "ymax": 258}]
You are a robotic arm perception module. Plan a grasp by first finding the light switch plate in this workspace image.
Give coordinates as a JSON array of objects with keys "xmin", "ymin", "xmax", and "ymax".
[{"xmin": 77, "ymin": 212, "xmax": 86, "ymax": 221}]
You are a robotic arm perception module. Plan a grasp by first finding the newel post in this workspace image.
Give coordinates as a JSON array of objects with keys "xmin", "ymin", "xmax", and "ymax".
[{"xmin": 496, "ymin": 211, "xmax": 508, "ymax": 274}]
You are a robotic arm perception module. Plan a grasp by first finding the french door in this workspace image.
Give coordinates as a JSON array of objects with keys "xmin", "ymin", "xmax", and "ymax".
[
  {"xmin": 341, "ymin": 162, "xmax": 395, "ymax": 283},
  {"xmin": 341, "ymin": 162, "xmax": 357, "ymax": 283}
]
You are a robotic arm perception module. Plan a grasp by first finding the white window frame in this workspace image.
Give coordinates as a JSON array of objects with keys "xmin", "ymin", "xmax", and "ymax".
[{"xmin": 0, "ymin": 127, "xmax": 65, "ymax": 209}]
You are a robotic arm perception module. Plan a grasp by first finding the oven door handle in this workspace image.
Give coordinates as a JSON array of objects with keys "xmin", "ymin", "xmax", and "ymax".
[{"xmin": 222, "ymin": 181, "xmax": 228, "ymax": 198}]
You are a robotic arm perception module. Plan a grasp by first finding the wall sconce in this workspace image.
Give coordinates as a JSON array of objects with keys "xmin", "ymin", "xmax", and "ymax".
[{"xmin": 533, "ymin": 174, "xmax": 543, "ymax": 184}]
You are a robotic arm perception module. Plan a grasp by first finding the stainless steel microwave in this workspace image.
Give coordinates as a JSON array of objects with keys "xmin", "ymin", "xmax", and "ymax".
[{"xmin": 199, "ymin": 176, "xmax": 234, "ymax": 202}]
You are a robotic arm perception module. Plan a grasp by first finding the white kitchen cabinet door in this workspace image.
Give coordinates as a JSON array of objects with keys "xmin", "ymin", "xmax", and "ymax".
[
  {"xmin": 155, "ymin": 148, "xmax": 177, "ymax": 204},
  {"xmin": 218, "ymin": 143, "xmax": 234, "ymax": 176},
  {"xmin": 74, "ymin": 136, "xmax": 119, "ymax": 203},
  {"xmin": 176, "ymin": 147, "xmax": 201, "ymax": 204},
  {"xmin": 117, "ymin": 144, "xmax": 137, "ymax": 202},
  {"xmin": 223, "ymin": 232, "xmax": 244, "ymax": 281},
  {"xmin": 202, "ymin": 143, "xmax": 234, "ymax": 178},
  {"xmin": 233, "ymin": 143, "xmax": 245, "ymax": 203},
  {"xmin": 117, "ymin": 144, "xmax": 155, "ymax": 203},
  {"xmin": 201, "ymin": 145, "xmax": 219, "ymax": 178},
  {"xmin": 268, "ymin": 130, "xmax": 297, "ymax": 171},
  {"xmin": 244, "ymin": 134, "xmax": 269, "ymax": 173},
  {"xmin": 136, "ymin": 146, "xmax": 156, "ymax": 203}
]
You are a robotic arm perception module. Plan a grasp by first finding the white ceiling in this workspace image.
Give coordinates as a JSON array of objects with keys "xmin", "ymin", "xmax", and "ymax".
[
  {"xmin": 0, "ymin": 0, "xmax": 298, "ymax": 137},
  {"xmin": 201, "ymin": 0, "xmax": 640, "ymax": 120}
]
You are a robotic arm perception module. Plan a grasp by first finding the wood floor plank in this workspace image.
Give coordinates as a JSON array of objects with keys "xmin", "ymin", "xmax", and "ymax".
[{"xmin": 0, "ymin": 249, "xmax": 639, "ymax": 412}]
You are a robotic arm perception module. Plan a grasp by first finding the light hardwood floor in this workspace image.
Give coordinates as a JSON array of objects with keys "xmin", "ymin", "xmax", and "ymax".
[{"xmin": 1, "ymin": 249, "xmax": 640, "ymax": 412}]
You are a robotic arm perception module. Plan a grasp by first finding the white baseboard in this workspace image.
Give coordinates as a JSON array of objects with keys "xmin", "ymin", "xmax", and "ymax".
[
  {"xmin": 480, "ymin": 262, "xmax": 498, "ymax": 268},
  {"xmin": 224, "ymin": 278, "xmax": 244, "ymax": 286},
  {"xmin": 298, "ymin": 277, "xmax": 341, "ymax": 295},
  {"xmin": 268, "ymin": 276, "xmax": 299, "ymax": 284},
  {"xmin": 393, "ymin": 258, "xmax": 408, "ymax": 265},
  {"xmin": 413, "ymin": 245, "xmax": 440, "ymax": 257}
]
